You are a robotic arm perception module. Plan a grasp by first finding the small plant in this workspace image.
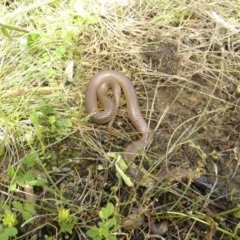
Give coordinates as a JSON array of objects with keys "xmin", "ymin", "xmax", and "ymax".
[
  {"xmin": 0, "ymin": 205, "xmax": 18, "ymax": 240},
  {"xmin": 86, "ymin": 202, "xmax": 120, "ymax": 240},
  {"xmin": 0, "ymin": 200, "xmax": 36, "ymax": 240},
  {"xmin": 44, "ymin": 235, "xmax": 54, "ymax": 240},
  {"xmin": 29, "ymin": 105, "xmax": 73, "ymax": 146},
  {"xmin": 7, "ymin": 152, "xmax": 47, "ymax": 191},
  {"xmin": 58, "ymin": 208, "xmax": 77, "ymax": 234},
  {"xmin": 12, "ymin": 201, "xmax": 35, "ymax": 225}
]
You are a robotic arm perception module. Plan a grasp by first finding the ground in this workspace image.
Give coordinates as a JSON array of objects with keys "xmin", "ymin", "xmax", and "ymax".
[{"xmin": 0, "ymin": 0, "xmax": 240, "ymax": 239}]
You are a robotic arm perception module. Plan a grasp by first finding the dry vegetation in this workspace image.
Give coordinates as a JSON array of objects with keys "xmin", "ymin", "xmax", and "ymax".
[{"xmin": 0, "ymin": 0, "xmax": 240, "ymax": 239}]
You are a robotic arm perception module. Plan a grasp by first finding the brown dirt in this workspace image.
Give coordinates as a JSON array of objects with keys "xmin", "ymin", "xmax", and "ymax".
[
  {"xmin": 81, "ymin": 38, "xmax": 240, "ymax": 239},
  {"xmin": 142, "ymin": 40, "xmax": 240, "ymax": 199}
]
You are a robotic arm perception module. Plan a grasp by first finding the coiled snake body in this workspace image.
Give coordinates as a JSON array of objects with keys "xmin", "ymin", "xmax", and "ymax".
[{"xmin": 86, "ymin": 70, "xmax": 152, "ymax": 161}]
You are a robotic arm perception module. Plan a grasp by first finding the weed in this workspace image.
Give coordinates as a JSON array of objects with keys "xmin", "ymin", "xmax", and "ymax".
[
  {"xmin": 12, "ymin": 201, "xmax": 35, "ymax": 225},
  {"xmin": 87, "ymin": 203, "xmax": 120, "ymax": 240},
  {"xmin": 0, "ymin": 205, "xmax": 18, "ymax": 240},
  {"xmin": 7, "ymin": 152, "xmax": 46, "ymax": 191},
  {"xmin": 0, "ymin": 199, "xmax": 35, "ymax": 240},
  {"xmin": 44, "ymin": 235, "xmax": 54, "ymax": 240},
  {"xmin": 58, "ymin": 208, "xmax": 77, "ymax": 234}
]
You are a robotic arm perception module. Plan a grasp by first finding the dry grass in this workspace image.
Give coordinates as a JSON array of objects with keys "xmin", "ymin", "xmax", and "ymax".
[{"xmin": 0, "ymin": 0, "xmax": 240, "ymax": 239}]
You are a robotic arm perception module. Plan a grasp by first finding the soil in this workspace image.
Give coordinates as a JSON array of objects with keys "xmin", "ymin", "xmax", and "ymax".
[
  {"xmin": 133, "ymin": 41, "xmax": 240, "ymax": 237},
  {"xmin": 71, "ymin": 40, "xmax": 240, "ymax": 239},
  {"xmin": 141, "ymin": 40, "xmax": 240, "ymax": 200},
  {"xmin": 75, "ymin": 40, "xmax": 240, "ymax": 239}
]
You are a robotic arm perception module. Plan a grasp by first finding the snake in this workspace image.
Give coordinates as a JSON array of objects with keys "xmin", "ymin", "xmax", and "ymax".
[{"xmin": 86, "ymin": 70, "xmax": 153, "ymax": 161}]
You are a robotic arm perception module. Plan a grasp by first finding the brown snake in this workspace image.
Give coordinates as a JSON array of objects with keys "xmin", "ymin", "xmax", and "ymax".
[{"xmin": 86, "ymin": 70, "xmax": 153, "ymax": 161}]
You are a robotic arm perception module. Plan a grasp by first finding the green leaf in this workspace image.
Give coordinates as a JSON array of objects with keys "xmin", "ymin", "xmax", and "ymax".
[
  {"xmin": 106, "ymin": 235, "xmax": 117, "ymax": 240},
  {"xmin": 98, "ymin": 221, "xmax": 107, "ymax": 229},
  {"xmin": 98, "ymin": 227, "xmax": 108, "ymax": 236},
  {"xmin": 26, "ymin": 33, "xmax": 40, "ymax": 47},
  {"xmin": 23, "ymin": 153, "xmax": 37, "ymax": 167},
  {"xmin": 94, "ymin": 236, "xmax": 102, "ymax": 240},
  {"xmin": 40, "ymin": 105, "xmax": 53, "ymax": 116},
  {"xmin": 21, "ymin": 171, "xmax": 35, "ymax": 182},
  {"xmin": 30, "ymin": 112, "xmax": 39, "ymax": 124},
  {"xmin": 59, "ymin": 220, "xmax": 74, "ymax": 234},
  {"xmin": 55, "ymin": 46, "xmax": 66, "ymax": 58},
  {"xmin": 3, "ymin": 204, "xmax": 10, "ymax": 212},
  {"xmin": 105, "ymin": 203, "xmax": 114, "ymax": 218},
  {"xmin": 7, "ymin": 166, "xmax": 15, "ymax": 178},
  {"xmin": 1, "ymin": 27, "xmax": 11, "ymax": 38},
  {"xmin": 22, "ymin": 211, "xmax": 33, "ymax": 223},
  {"xmin": 117, "ymin": 157, "xmax": 128, "ymax": 171},
  {"xmin": 9, "ymin": 182, "xmax": 17, "ymax": 191},
  {"xmin": 56, "ymin": 119, "xmax": 72, "ymax": 128},
  {"xmin": 15, "ymin": 166, "xmax": 25, "ymax": 177},
  {"xmin": 112, "ymin": 224, "xmax": 121, "ymax": 231},
  {"xmin": 99, "ymin": 208, "xmax": 107, "ymax": 220},
  {"xmin": 115, "ymin": 162, "xmax": 133, "ymax": 187},
  {"xmin": 86, "ymin": 228, "xmax": 99, "ymax": 238},
  {"xmin": 100, "ymin": 203, "xmax": 114, "ymax": 220},
  {"xmin": 107, "ymin": 217, "xmax": 117, "ymax": 226},
  {"xmin": 19, "ymin": 33, "xmax": 41, "ymax": 50},
  {"xmin": 12, "ymin": 201, "xmax": 23, "ymax": 211},
  {"xmin": 27, "ymin": 178, "xmax": 46, "ymax": 186},
  {"xmin": 27, "ymin": 33, "xmax": 40, "ymax": 41},
  {"xmin": 4, "ymin": 226, "xmax": 18, "ymax": 236},
  {"xmin": 0, "ymin": 232, "xmax": 9, "ymax": 240},
  {"xmin": 24, "ymin": 203, "xmax": 35, "ymax": 213},
  {"xmin": 17, "ymin": 181, "xmax": 26, "ymax": 188}
]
